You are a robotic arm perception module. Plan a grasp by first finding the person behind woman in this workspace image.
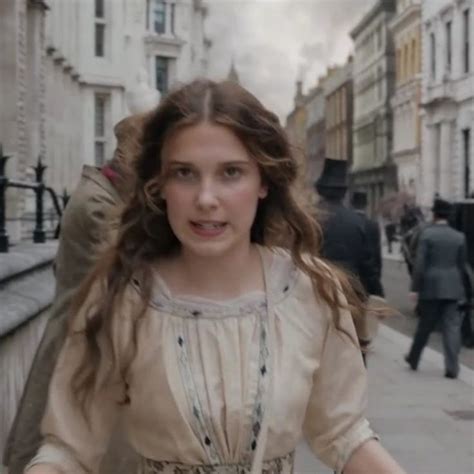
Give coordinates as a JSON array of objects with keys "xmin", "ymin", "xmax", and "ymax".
[
  {"xmin": 4, "ymin": 112, "xmax": 151, "ymax": 474},
  {"xmin": 25, "ymin": 79, "xmax": 405, "ymax": 474}
]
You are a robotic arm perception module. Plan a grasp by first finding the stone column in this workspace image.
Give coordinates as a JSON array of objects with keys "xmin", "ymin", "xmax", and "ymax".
[
  {"xmin": 0, "ymin": 0, "xmax": 30, "ymax": 242},
  {"xmin": 421, "ymin": 124, "xmax": 437, "ymax": 207},
  {"xmin": 26, "ymin": 0, "xmax": 48, "ymax": 168},
  {"xmin": 439, "ymin": 120, "xmax": 452, "ymax": 199}
]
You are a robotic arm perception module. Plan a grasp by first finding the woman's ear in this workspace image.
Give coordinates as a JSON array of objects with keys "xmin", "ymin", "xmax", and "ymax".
[{"xmin": 258, "ymin": 183, "xmax": 268, "ymax": 199}]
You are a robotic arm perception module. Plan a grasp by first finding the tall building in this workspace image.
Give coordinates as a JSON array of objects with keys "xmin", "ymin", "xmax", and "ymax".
[
  {"xmin": 286, "ymin": 79, "xmax": 308, "ymax": 187},
  {"xmin": 390, "ymin": 0, "xmax": 422, "ymax": 199},
  {"xmin": 305, "ymin": 82, "xmax": 326, "ymax": 186},
  {"xmin": 0, "ymin": 0, "xmax": 211, "ymax": 243},
  {"xmin": 324, "ymin": 58, "xmax": 354, "ymax": 167},
  {"xmin": 350, "ymin": 0, "xmax": 397, "ymax": 217},
  {"xmin": 420, "ymin": 0, "xmax": 473, "ymax": 206}
]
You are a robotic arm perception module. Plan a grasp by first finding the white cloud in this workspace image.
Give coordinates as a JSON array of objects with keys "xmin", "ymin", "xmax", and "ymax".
[{"xmin": 205, "ymin": 0, "xmax": 374, "ymax": 121}]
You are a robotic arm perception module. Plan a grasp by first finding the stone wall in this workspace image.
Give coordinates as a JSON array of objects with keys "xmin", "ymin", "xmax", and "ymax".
[
  {"xmin": 0, "ymin": 309, "xmax": 50, "ymax": 463},
  {"xmin": 0, "ymin": 242, "xmax": 57, "ymax": 464}
]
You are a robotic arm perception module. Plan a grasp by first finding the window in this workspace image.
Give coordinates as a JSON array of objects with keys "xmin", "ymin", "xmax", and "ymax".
[
  {"xmin": 95, "ymin": 0, "xmax": 104, "ymax": 18},
  {"xmin": 95, "ymin": 24, "xmax": 105, "ymax": 57},
  {"xmin": 94, "ymin": 0, "xmax": 106, "ymax": 57},
  {"xmin": 446, "ymin": 21, "xmax": 452, "ymax": 73},
  {"xmin": 171, "ymin": 2, "xmax": 175, "ymax": 34},
  {"xmin": 341, "ymin": 88, "xmax": 346, "ymax": 122},
  {"xmin": 463, "ymin": 129, "xmax": 471, "ymax": 198},
  {"xmin": 377, "ymin": 25, "xmax": 382, "ymax": 50},
  {"xmin": 430, "ymin": 33, "xmax": 436, "ymax": 79},
  {"xmin": 155, "ymin": 56, "xmax": 169, "ymax": 94},
  {"xmin": 404, "ymin": 43, "xmax": 410, "ymax": 79},
  {"xmin": 463, "ymin": 9, "xmax": 470, "ymax": 73},
  {"xmin": 411, "ymin": 39, "xmax": 417, "ymax": 77},
  {"xmin": 377, "ymin": 66, "xmax": 383, "ymax": 100},
  {"xmin": 152, "ymin": 0, "xmax": 166, "ymax": 34},
  {"xmin": 94, "ymin": 94, "xmax": 108, "ymax": 166},
  {"xmin": 396, "ymin": 48, "xmax": 401, "ymax": 83}
]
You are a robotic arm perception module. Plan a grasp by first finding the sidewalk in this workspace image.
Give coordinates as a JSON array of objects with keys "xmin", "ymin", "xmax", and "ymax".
[
  {"xmin": 295, "ymin": 324, "xmax": 474, "ymax": 473},
  {"xmin": 382, "ymin": 240, "xmax": 405, "ymax": 263}
]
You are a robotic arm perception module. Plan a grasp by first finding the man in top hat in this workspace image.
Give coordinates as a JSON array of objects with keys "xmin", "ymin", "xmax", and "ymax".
[
  {"xmin": 315, "ymin": 159, "xmax": 385, "ymax": 365},
  {"xmin": 351, "ymin": 191, "xmax": 383, "ymax": 285},
  {"xmin": 3, "ymin": 110, "xmax": 155, "ymax": 474},
  {"xmin": 315, "ymin": 158, "xmax": 384, "ymax": 298},
  {"xmin": 405, "ymin": 197, "xmax": 472, "ymax": 379}
]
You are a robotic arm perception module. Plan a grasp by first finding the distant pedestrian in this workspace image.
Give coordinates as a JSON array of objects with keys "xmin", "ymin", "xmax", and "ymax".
[
  {"xmin": 405, "ymin": 198, "xmax": 473, "ymax": 379},
  {"xmin": 384, "ymin": 220, "xmax": 397, "ymax": 254},
  {"xmin": 351, "ymin": 191, "xmax": 384, "ymax": 285}
]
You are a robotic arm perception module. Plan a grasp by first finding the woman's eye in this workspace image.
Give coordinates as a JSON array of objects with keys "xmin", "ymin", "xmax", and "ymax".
[
  {"xmin": 173, "ymin": 167, "xmax": 194, "ymax": 179},
  {"xmin": 223, "ymin": 167, "xmax": 242, "ymax": 179}
]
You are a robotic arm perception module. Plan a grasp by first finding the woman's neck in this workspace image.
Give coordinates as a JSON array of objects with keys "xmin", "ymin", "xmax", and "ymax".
[{"xmin": 158, "ymin": 244, "xmax": 265, "ymax": 300}]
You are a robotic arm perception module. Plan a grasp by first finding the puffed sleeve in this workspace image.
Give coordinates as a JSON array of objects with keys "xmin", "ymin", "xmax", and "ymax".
[
  {"xmin": 25, "ymin": 283, "xmax": 133, "ymax": 474},
  {"xmin": 303, "ymin": 294, "xmax": 378, "ymax": 473}
]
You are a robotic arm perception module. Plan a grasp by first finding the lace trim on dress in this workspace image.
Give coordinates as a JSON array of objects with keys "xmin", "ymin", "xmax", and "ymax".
[
  {"xmin": 140, "ymin": 450, "xmax": 295, "ymax": 474},
  {"xmin": 129, "ymin": 248, "xmax": 299, "ymax": 320}
]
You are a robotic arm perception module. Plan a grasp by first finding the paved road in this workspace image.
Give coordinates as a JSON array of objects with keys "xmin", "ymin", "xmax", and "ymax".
[{"xmin": 381, "ymin": 258, "xmax": 474, "ymax": 369}]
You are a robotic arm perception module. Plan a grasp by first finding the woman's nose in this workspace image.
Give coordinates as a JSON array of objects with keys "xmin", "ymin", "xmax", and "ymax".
[{"xmin": 195, "ymin": 181, "xmax": 219, "ymax": 210}]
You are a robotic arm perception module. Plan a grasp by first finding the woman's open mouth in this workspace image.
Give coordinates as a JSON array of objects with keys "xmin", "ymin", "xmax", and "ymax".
[{"xmin": 190, "ymin": 221, "xmax": 227, "ymax": 238}]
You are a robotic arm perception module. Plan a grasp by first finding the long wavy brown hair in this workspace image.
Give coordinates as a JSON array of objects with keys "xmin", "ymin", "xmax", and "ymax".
[{"xmin": 71, "ymin": 79, "xmax": 370, "ymax": 410}]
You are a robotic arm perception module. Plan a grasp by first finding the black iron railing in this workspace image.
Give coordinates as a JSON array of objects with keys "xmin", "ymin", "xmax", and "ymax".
[{"xmin": 0, "ymin": 143, "xmax": 68, "ymax": 253}]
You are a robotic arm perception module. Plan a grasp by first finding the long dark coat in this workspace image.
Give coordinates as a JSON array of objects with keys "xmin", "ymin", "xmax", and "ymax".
[
  {"xmin": 355, "ymin": 210, "xmax": 383, "ymax": 281},
  {"xmin": 318, "ymin": 200, "xmax": 384, "ymax": 297}
]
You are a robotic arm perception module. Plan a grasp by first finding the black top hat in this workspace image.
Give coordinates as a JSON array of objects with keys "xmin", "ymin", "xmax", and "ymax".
[
  {"xmin": 315, "ymin": 158, "xmax": 348, "ymax": 189},
  {"xmin": 351, "ymin": 191, "xmax": 367, "ymax": 209},
  {"xmin": 432, "ymin": 197, "xmax": 452, "ymax": 218}
]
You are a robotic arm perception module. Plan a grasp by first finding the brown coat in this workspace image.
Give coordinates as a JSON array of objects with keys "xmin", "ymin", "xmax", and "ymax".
[{"xmin": 3, "ymin": 166, "xmax": 138, "ymax": 473}]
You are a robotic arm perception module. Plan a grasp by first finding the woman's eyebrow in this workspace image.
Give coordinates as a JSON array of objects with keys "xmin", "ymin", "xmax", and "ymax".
[{"xmin": 166, "ymin": 159, "xmax": 251, "ymax": 166}]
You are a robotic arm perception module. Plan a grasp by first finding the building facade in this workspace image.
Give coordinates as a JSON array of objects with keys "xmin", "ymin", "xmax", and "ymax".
[
  {"xmin": 0, "ymin": 0, "xmax": 210, "ymax": 243},
  {"xmin": 144, "ymin": 0, "xmax": 210, "ymax": 97},
  {"xmin": 0, "ymin": 0, "xmax": 51, "ymax": 241},
  {"xmin": 350, "ymin": 0, "xmax": 397, "ymax": 217},
  {"xmin": 305, "ymin": 83, "xmax": 326, "ymax": 186},
  {"xmin": 420, "ymin": 0, "xmax": 473, "ymax": 206},
  {"xmin": 325, "ymin": 58, "xmax": 354, "ymax": 167},
  {"xmin": 390, "ymin": 0, "xmax": 422, "ymax": 199}
]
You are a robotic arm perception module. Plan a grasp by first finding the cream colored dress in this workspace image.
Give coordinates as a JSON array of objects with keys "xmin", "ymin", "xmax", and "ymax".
[{"xmin": 27, "ymin": 247, "xmax": 376, "ymax": 474}]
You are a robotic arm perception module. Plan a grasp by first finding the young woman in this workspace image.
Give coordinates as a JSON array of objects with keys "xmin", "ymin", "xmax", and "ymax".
[{"xmin": 26, "ymin": 79, "xmax": 405, "ymax": 474}]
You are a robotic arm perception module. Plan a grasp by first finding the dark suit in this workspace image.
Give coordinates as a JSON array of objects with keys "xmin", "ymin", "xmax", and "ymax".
[
  {"xmin": 319, "ymin": 200, "xmax": 384, "ymax": 297},
  {"xmin": 356, "ymin": 210, "xmax": 383, "ymax": 281},
  {"xmin": 407, "ymin": 223, "xmax": 472, "ymax": 376}
]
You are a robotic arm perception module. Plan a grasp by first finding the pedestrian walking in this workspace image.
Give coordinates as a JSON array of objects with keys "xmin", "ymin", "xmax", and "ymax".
[
  {"xmin": 384, "ymin": 220, "xmax": 397, "ymax": 254},
  {"xmin": 24, "ymin": 80, "xmax": 405, "ymax": 474},
  {"xmin": 405, "ymin": 197, "xmax": 473, "ymax": 379},
  {"xmin": 315, "ymin": 160, "xmax": 383, "ymax": 298},
  {"xmin": 351, "ymin": 191, "xmax": 383, "ymax": 284},
  {"xmin": 3, "ymin": 111, "xmax": 152, "ymax": 474},
  {"xmin": 315, "ymin": 160, "xmax": 385, "ymax": 363}
]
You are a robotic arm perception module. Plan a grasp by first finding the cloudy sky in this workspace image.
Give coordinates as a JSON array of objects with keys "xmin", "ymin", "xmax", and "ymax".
[{"xmin": 205, "ymin": 0, "xmax": 374, "ymax": 122}]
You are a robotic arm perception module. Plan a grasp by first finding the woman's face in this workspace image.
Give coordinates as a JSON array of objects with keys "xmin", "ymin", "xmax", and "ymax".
[{"xmin": 160, "ymin": 122, "xmax": 268, "ymax": 259}]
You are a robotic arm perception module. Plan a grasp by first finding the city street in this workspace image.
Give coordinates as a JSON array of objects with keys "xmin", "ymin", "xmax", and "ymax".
[{"xmin": 294, "ymin": 252, "xmax": 474, "ymax": 473}]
